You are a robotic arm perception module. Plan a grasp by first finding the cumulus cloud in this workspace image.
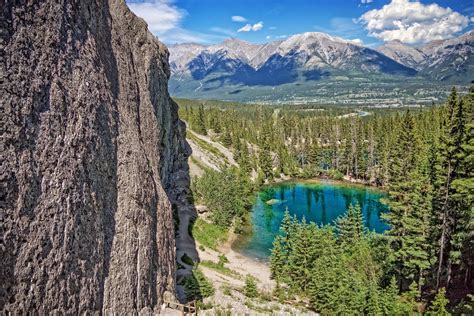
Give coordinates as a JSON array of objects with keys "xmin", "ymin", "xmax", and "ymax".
[
  {"xmin": 127, "ymin": 0, "xmax": 226, "ymax": 43},
  {"xmin": 359, "ymin": 0, "xmax": 470, "ymax": 44},
  {"xmin": 232, "ymin": 15, "xmax": 247, "ymax": 22},
  {"xmin": 127, "ymin": 0, "xmax": 185, "ymax": 33},
  {"xmin": 252, "ymin": 22, "xmax": 264, "ymax": 31},
  {"xmin": 238, "ymin": 21, "xmax": 264, "ymax": 32}
]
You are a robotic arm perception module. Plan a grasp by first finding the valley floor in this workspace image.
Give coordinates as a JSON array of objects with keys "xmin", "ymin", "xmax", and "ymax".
[{"xmin": 195, "ymin": 233, "xmax": 316, "ymax": 315}]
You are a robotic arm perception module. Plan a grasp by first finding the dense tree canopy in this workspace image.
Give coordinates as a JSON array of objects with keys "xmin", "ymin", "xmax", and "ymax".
[{"xmin": 178, "ymin": 86, "xmax": 473, "ymax": 313}]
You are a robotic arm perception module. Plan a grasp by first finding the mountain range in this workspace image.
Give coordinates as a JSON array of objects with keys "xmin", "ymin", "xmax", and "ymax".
[{"xmin": 168, "ymin": 31, "xmax": 473, "ymax": 102}]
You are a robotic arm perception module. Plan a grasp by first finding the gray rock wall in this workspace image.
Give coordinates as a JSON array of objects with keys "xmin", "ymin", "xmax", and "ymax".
[{"xmin": 1, "ymin": 0, "xmax": 190, "ymax": 313}]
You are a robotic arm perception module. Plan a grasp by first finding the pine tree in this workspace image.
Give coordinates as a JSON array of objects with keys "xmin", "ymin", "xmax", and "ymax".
[
  {"xmin": 195, "ymin": 104, "xmax": 207, "ymax": 135},
  {"xmin": 381, "ymin": 277, "xmax": 411, "ymax": 315},
  {"xmin": 280, "ymin": 209, "xmax": 295, "ymax": 241},
  {"xmin": 259, "ymin": 146, "xmax": 273, "ymax": 180},
  {"xmin": 428, "ymin": 288, "xmax": 450, "ymax": 315},
  {"xmin": 307, "ymin": 143, "xmax": 320, "ymax": 168},
  {"xmin": 244, "ymin": 275, "xmax": 258, "ymax": 298},
  {"xmin": 335, "ymin": 203, "xmax": 365, "ymax": 244},
  {"xmin": 450, "ymin": 86, "xmax": 474, "ymax": 288},
  {"xmin": 182, "ymin": 267, "xmax": 215, "ymax": 300},
  {"xmin": 233, "ymin": 134, "xmax": 241, "ymax": 162},
  {"xmin": 287, "ymin": 218, "xmax": 316, "ymax": 292},
  {"xmin": 238, "ymin": 140, "xmax": 252, "ymax": 175},
  {"xmin": 433, "ymin": 87, "xmax": 468, "ymax": 289},
  {"xmin": 270, "ymin": 235, "xmax": 286, "ymax": 282},
  {"xmin": 400, "ymin": 281, "xmax": 421, "ymax": 314},
  {"xmin": 209, "ymin": 111, "xmax": 221, "ymax": 133},
  {"xmin": 383, "ymin": 110, "xmax": 431, "ymax": 290},
  {"xmin": 221, "ymin": 129, "xmax": 232, "ymax": 147}
]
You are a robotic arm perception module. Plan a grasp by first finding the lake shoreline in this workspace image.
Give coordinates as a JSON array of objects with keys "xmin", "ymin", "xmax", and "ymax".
[
  {"xmin": 268, "ymin": 175, "xmax": 386, "ymax": 192},
  {"xmin": 233, "ymin": 178, "xmax": 389, "ymax": 261}
]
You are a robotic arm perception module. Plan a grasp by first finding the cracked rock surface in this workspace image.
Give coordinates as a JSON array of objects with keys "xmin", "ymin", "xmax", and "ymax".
[{"xmin": 1, "ymin": 0, "xmax": 191, "ymax": 314}]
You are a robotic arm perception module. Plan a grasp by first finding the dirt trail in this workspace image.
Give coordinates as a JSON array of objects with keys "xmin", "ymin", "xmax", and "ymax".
[
  {"xmin": 195, "ymin": 234, "xmax": 317, "ymax": 315},
  {"xmin": 198, "ymin": 233, "xmax": 275, "ymax": 291}
]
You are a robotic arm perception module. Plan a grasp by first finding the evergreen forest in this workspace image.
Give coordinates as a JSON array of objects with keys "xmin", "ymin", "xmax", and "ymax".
[{"xmin": 178, "ymin": 86, "xmax": 473, "ymax": 314}]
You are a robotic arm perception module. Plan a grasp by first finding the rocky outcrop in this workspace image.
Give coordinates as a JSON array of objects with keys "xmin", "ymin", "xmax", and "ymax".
[{"xmin": 1, "ymin": 0, "xmax": 190, "ymax": 313}]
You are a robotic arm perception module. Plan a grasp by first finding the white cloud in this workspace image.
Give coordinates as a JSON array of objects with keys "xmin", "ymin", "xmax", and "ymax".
[
  {"xmin": 266, "ymin": 35, "xmax": 272, "ymax": 40},
  {"xmin": 210, "ymin": 27, "xmax": 236, "ymax": 37},
  {"xmin": 276, "ymin": 35, "xmax": 287, "ymax": 39},
  {"xmin": 127, "ymin": 0, "xmax": 226, "ymax": 44},
  {"xmin": 238, "ymin": 21, "xmax": 264, "ymax": 32},
  {"xmin": 232, "ymin": 15, "xmax": 247, "ymax": 22},
  {"xmin": 361, "ymin": 0, "xmax": 373, "ymax": 3},
  {"xmin": 252, "ymin": 21, "xmax": 264, "ymax": 31},
  {"xmin": 314, "ymin": 17, "xmax": 365, "ymax": 39},
  {"xmin": 238, "ymin": 24, "xmax": 252, "ymax": 32},
  {"xmin": 349, "ymin": 38, "xmax": 364, "ymax": 45},
  {"xmin": 127, "ymin": 0, "xmax": 185, "ymax": 33},
  {"xmin": 269, "ymin": 26, "xmax": 277, "ymax": 30},
  {"xmin": 156, "ymin": 28, "xmax": 220, "ymax": 44},
  {"xmin": 359, "ymin": 0, "xmax": 470, "ymax": 44}
]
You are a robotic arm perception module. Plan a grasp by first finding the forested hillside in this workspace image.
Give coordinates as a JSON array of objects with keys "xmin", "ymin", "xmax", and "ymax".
[{"xmin": 177, "ymin": 86, "xmax": 473, "ymax": 313}]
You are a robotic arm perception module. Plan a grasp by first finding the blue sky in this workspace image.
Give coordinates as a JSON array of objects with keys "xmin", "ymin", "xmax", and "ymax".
[{"xmin": 127, "ymin": 0, "xmax": 474, "ymax": 47}]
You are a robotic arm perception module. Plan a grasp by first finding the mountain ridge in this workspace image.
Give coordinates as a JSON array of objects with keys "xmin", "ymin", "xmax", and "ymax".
[
  {"xmin": 170, "ymin": 30, "xmax": 473, "ymax": 87},
  {"xmin": 377, "ymin": 30, "xmax": 474, "ymax": 80},
  {"xmin": 168, "ymin": 31, "xmax": 472, "ymax": 103}
]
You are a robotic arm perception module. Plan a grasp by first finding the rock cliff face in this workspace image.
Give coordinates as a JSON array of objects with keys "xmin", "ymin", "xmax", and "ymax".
[{"xmin": 1, "ymin": 0, "xmax": 190, "ymax": 313}]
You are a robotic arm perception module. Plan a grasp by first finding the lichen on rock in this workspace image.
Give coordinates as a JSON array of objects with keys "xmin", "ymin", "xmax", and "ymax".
[{"xmin": 1, "ymin": 0, "xmax": 191, "ymax": 314}]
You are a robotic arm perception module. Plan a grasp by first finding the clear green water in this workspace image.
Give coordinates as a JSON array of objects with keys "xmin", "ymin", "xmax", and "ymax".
[{"xmin": 235, "ymin": 180, "xmax": 389, "ymax": 261}]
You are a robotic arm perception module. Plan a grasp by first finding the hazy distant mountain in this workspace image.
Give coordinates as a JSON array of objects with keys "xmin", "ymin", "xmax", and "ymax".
[
  {"xmin": 168, "ymin": 31, "xmax": 472, "ymax": 102},
  {"xmin": 419, "ymin": 30, "xmax": 474, "ymax": 82},
  {"xmin": 377, "ymin": 30, "xmax": 474, "ymax": 81},
  {"xmin": 377, "ymin": 40, "xmax": 427, "ymax": 71},
  {"xmin": 169, "ymin": 32, "xmax": 416, "ymax": 85}
]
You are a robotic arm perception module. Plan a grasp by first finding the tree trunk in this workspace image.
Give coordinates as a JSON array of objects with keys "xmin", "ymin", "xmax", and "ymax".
[
  {"xmin": 436, "ymin": 162, "xmax": 452, "ymax": 290},
  {"xmin": 436, "ymin": 214, "xmax": 447, "ymax": 290},
  {"xmin": 464, "ymin": 266, "xmax": 470, "ymax": 288},
  {"xmin": 447, "ymin": 259, "xmax": 452, "ymax": 289}
]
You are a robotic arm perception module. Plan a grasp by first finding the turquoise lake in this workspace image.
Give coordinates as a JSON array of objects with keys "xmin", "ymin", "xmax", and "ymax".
[{"xmin": 235, "ymin": 180, "xmax": 389, "ymax": 261}]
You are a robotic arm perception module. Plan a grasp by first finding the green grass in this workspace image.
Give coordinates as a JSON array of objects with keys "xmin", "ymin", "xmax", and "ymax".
[
  {"xmin": 200, "ymin": 260, "xmax": 242, "ymax": 280},
  {"xmin": 191, "ymin": 218, "xmax": 228, "ymax": 250}
]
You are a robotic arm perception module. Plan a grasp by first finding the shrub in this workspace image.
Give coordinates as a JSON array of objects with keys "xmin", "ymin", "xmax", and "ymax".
[
  {"xmin": 218, "ymin": 254, "xmax": 229, "ymax": 267},
  {"xmin": 327, "ymin": 169, "xmax": 344, "ymax": 180},
  {"xmin": 181, "ymin": 267, "xmax": 215, "ymax": 300},
  {"xmin": 181, "ymin": 253, "xmax": 194, "ymax": 266},
  {"xmin": 192, "ymin": 167, "xmax": 253, "ymax": 227},
  {"xmin": 191, "ymin": 218, "xmax": 228, "ymax": 250},
  {"xmin": 244, "ymin": 275, "xmax": 258, "ymax": 298},
  {"xmin": 427, "ymin": 288, "xmax": 450, "ymax": 315}
]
